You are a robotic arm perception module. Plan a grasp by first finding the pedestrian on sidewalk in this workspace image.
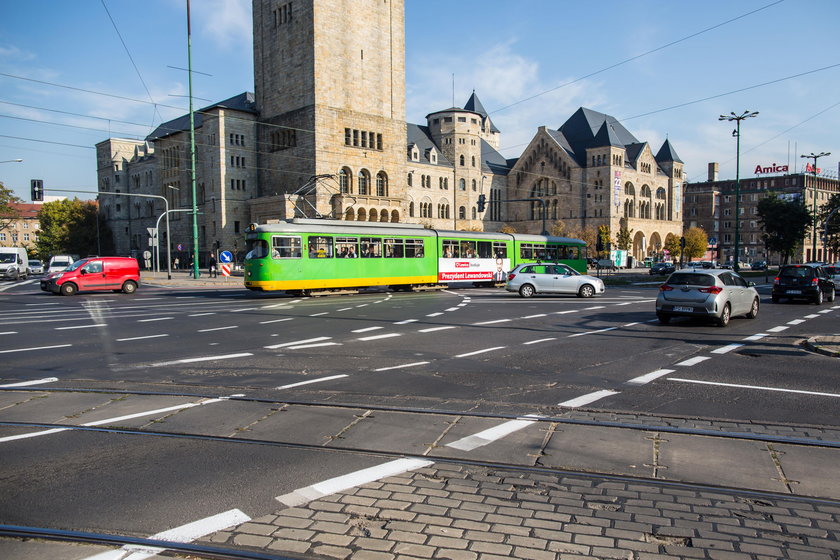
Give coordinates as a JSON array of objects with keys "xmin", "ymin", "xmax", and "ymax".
[{"xmin": 209, "ymin": 255, "xmax": 217, "ymax": 278}]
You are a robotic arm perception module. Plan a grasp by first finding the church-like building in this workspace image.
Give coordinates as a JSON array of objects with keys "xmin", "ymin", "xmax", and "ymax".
[{"xmin": 96, "ymin": 0, "xmax": 683, "ymax": 265}]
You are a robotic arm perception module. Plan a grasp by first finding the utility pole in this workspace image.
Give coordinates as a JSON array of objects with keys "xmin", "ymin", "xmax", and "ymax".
[
  {"xmin": 719, "ymin": 111, "xmax": 758, "ymax": 272},
  {"xmin": 187, "ymin": 0, "xmax": 200, "ymax": 280},
  {"xmin": 800, "ymin": 151, "xmax": 830, "ymax": 261}
]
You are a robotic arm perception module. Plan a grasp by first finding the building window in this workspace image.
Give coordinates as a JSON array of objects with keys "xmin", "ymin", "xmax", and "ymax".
[
  {"xmin": 273, "ymin": 2, "xmax": 293, "ymax": 26},
  {"xmin": 459, "ymin": 155, "xmax": 465, "ymax": 166},
  {"xmin": 358, "ymin": 170, "xmax": 370, "ymax": 195},
  {"xmin": 376, "ymin": 172, "xmax": 388, "ymax": 197},
  {"xmin": 459, "ymin": 179, "xmax": 466, "ymax": 191}
]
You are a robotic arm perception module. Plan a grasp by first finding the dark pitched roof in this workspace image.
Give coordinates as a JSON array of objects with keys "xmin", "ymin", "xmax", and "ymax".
[
  {"xmin": 655, "ymin": 139, "xmax": 683, "ymax": 164},
  {"xmin": 463, "ymin": 91, "xmax": 500, "ymax": 134},
  {"xmin": 624, "ymin": 142, "xmax": 647, "ymax": 165},
  {"xmin": 544, "ymin": 129, "xmax": 575, "ymax": 158},
  {"xmin": 146, "ymin": 92, "xmax": 257, "ymax": 142},
  {"xmin": 480, "ymin": 139, "xmax": 511, "ymax": 175},
  {"xmin": 558, "ymin": 107, "xmax": 640, "ymax": 166},
  {"xmin": 593, "ymin": 120, "xmax": 624, "ymax": 148},
  {"xmin": 406, "ymin": 123, "xmax": 451, "ymax": 166}
]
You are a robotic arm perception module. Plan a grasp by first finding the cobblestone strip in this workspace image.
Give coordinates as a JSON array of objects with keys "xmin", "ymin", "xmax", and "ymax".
[{"xmin": 209, "ymin": 463, "xmax": 840, "ymax": 559}]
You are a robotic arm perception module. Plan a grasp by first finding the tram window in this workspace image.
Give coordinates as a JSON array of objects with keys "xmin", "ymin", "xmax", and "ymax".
[
  {"xmin": 246, "ymin": 239, "xmax": 269, "ymax": 259},
  {"xmin": 360, "ymin": 237, "xmax": 381, "ymax": 258},
  {"xmin": 270, "ymin": 236, "xmax": 301, "ymax": 259},
  {"xmin": 308, "ymin": 235, "xmax": 333, "ymax": 258},
  {"xmin": 477, "ymin": 241, "xmax": 492, "ymax": 259},
  {"xmin": 520, "ymin": 243, "xmax": 535, "ymax": 260},
  {"xmin": 460, "ymin": 241, "xmax": 476, "ymax": 258},
  {"xmin": 493, "ymin": 242, "xmax": 507, "ymax": 259},
  {"xmin": 405, "ymin": 239, "xmax": 424, "ymax": 258},
  {"xmin": 565, "ymin": 246, "xmax": 580, "ymax": 259},
  {"xmin": 442, "ymin": 239, "xmax": 459, "ymax": 258},
  {"xmin": 546, "ymin": 245, "xmax": 560, "ymax": 260},
  {"xmin": 336, "ymin": 237, "xmax": 359, "ymax": 258},
  {"xmin": 384, "ymin": 238, "xmax": 404, "ymax": 258}
]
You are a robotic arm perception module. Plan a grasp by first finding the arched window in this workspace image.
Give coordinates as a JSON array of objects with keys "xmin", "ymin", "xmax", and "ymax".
[
  {"xmin": 656, "ymin": 187, "xmax": 666, "ymax": 200},
  {"xmin": 390, "ymin": 210, "xmax": 399, "ymax": 223},
  {"xmin": 380, "ymin": 210, "xmax": 388, "ymax": 222},
  {"xmin": 345, "ymin": 208, "xmax": 355, "ymax": 221},
  {"xmin": 471, "ymin": 179, "xmax": 477, "ymax": 191},
  {"xmin": 471, "ymin": 207, "xmax": 476, "ymax": 219},
  {"xmin": 459, "ymin": 179, "xmax": 466, "ymax": 191},
  {"xmin": 471, "ymin": 156, "xmax": 476, "ymax": 167},
  {"xmin": 358, "ymin": 208, "xmax": 367, "ymax": 221},
  {"xmin": 407, "ymin": 172, "xmax": 413, "ymax": 187},
  {"xmin": 408, "ymin": 202, "xmax": 415, "ymax": 217},
  {"xmin": 369, "ymin": 209, "xmax": 378, "ymax": 222},
  {"xmin": 624, "ymin": 182, "xmax": 635, "ymax": 196},
  {"xmin": 358, "ymin": 169, "xmax": 370, "ymax": 195},
  {"xmin": 459, "ymin": 155, "xmax": 465, "ymax": 166},
  {"xmin": 339, "ymin": 167, "xmax": 352, "ymax": 194},
  {"xmin": 459, "ymin": 206, "xmax": 466, "ymax": 219},
  {"xmin": 376, "ymin": 171, "xmax": 388, "ymax": 197}
]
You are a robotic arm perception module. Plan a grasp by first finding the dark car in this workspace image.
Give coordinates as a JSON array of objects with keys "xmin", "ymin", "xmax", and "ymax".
[
  {"xmin": 649, "ymin": 262, "xmax": 676, "ymax": 275},
  {"xmin": 772, "ymin": 264, "xmax": 836, "ymax": 304},
  {"xmin": 750, "ymin": 261, "xmax": 767, "ymax": 271}
]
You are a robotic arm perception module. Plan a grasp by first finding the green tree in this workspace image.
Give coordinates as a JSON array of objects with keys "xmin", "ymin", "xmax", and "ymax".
[
  {"xmin": 616, "ymin": 227, "xmax": 633, "ymax": 251},
  {"xmin": 757, "ymin": 193, "xmax": 811, "ymax": 264},
  {"xmin": 818, "ymin": 193, "xmax": 840, "ymax": 257},
  {"xmin": 597, "ymin": 225, "xmax": 611, "ymax": 258},
  {"xmin": 35, "ymin": 199, "xmax": 114, "ymax": 258},
  {"xmin": 0, "ymin": 181, "xmax": 23, "ymax": 231},
  {"xmin": 683, "ymin": 226, "xmax": 708, "ymax": 261},
  {"xmin": 664, "ymin": 233, "xmax": 681, "ymax": 261}
]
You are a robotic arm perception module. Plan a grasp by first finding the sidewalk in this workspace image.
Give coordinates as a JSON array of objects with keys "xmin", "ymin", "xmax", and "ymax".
[{"xmin": 141, "ymin": 270, "xmax": 245, "ymax": 289}]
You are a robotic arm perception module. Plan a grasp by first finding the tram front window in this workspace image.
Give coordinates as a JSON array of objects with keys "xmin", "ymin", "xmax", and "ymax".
[{"xmin": 246, "ymin": 239, "xmax": 269, "ymax": 259}]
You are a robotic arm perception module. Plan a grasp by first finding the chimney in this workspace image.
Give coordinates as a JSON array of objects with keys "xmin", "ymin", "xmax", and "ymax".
[{"xmin": 708, "ymin": 162, "xmax": 719, "ymax": 182}]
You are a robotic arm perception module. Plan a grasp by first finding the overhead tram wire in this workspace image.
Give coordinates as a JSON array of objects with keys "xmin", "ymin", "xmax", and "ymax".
[{"xmin": 487, "ymin": 0, "xmax": 786, "ymax": 116}]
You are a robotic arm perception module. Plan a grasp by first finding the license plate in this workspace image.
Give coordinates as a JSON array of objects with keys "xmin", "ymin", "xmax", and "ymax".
[
  {"xmin": 787, "ymin": 290, "xmax": 801, "ymax": 294},
  {"xmin": 673, "ymin": 306, "xmax": 694, "ymax": 312}
]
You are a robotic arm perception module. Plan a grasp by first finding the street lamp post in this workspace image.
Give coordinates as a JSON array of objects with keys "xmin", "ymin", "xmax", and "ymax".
[
  {"xmin": 800, "ymin": 151, "xmax": 831, "ymax": 261},
  {"xmin": 719, "ymin": 110, "xmax": 758, "ymax": 272}
]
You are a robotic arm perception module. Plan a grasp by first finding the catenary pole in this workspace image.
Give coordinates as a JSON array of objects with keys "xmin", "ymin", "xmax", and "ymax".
[{"xmin": 187, "ymin": 0, "xmax": 200, "ymax": 280}]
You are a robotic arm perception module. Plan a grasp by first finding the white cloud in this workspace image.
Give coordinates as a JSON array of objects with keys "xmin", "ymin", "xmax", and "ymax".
[{"xmin": 195, "ymin": 0, "xmax": 251, "ymax": 47}]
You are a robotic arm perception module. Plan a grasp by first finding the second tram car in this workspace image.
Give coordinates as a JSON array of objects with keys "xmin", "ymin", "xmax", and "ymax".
[{"xmin": 244, "ymin": 219, "xmax": 587, "ymax": 294}]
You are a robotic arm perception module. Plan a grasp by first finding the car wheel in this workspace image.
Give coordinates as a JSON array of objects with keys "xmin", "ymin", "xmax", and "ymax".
[
  {"xmin": 715, "ymin": 303, "xmax": 731, "ymax": 327},
  {"xmin": 578, "ymin": 284, "xmax": 595, "ymax": 298},
  {"xmin": 59, "ymin": 282, "xmax": 77, "ymax": 296},
  {"xmin": 518, "ymin": 284, "xmax": 535, "ymax": 298},
  {"xmin": 657, "ymin": 314, "xmax": 671, "ymax": 325},
  {"xmin": 121, "ymin": 280, "xmax": 138, "ymax": 294},
  {"xmin": 828, "ymin": 288, "xmax": 836, "ymax": 303},
  {"xmin": 746, "ymin": 297, "xmax": 759, "ymax": 319},
  {"xmin": 814, "ymin": 289, "xmax": 824, "ymax": 305}
]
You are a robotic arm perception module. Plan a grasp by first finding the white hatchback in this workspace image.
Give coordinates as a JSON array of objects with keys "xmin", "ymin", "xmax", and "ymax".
[{"xmin": 505, "ymin": 262, "xmax": 606, "ymax": 298}]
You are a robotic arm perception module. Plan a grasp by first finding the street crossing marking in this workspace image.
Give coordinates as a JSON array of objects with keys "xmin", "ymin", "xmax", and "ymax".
[{"xmin": 558, "ymin": 390, "xmax": 619, "ymax": 408}]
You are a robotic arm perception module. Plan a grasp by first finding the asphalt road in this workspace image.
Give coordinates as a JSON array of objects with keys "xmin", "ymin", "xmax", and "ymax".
[{"xmin": 1, "ymin": 276, "xmax": 839, "ymax": 554}]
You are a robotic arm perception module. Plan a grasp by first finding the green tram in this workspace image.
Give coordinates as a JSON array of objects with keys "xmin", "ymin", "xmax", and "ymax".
[{"xmin": 243, "ymin": 219, "xmax": 587, "ymax": 293}]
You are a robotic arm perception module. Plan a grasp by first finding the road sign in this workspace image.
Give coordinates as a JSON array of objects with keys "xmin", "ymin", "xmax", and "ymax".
[
  {"xmin": 177, "ymin": 244, "xmax": 184, "ymax": 251},
  {"xmin": 709, "ymin": 237, "xmax": 717, "ymax": 245},
  {"xmin": 219, "ymin": 250, "xmax": 233, "ymax": 263},
  {"xmin": 147, "ymin": 227, "xmax": 157, "ymax": 239},
  {"xmin": 220, "ymin": 263, "xmax": 231, "ymax": 277}
]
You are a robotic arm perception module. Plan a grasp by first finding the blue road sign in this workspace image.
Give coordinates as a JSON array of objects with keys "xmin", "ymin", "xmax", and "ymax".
[
  {"xmin": 708, "ymin": 237, "xmax": 717, "ymax": 245},
  {"xmin": 219, "ymin": 250, "xmax": 233, "ymax": 263}
]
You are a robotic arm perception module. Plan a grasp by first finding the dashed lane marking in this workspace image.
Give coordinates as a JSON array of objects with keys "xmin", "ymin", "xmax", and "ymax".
[
  {"xmin": 54, "ymin": 324, "xmax": 106, "ymax": 330},
  {"xmin": 711, "ymin": 343, "xmax": 743, "ymax": 353},
  {"xmin": 197, "ymin": 326, "xmax": 238, "ymax": 333},
  {"xmin": 625, "ymin": 369, "xmax": 675, "ymax": 386},
  {"xmin": 357, "ymin": 333, "xmax": 401, "ymax": 341},
  {"xmin": 116, "ymin": 334, "xmax": 169, "ymax": 342},
  {"xmin": 259, "ymin": 318, "xmax": 293, "ymax": 324},
  {"xmin": 446, "ymin": 416, "xmax": 540, "ymax": 451},
  {"xmin": 277, "ymin": 375, "xmax": 348, "ymax": 390},
  {"xmin": 455, "ymin": 346, "xmax": 505, "ymax": 358},
  {"xmin": 557, "ymin": 390, "xmax": 619, "ymax": 408},
  {"xmin": 767, "ymin": 326, "xmax": 789, "ymax": 332},
  {"xmin": 0, "ymin": 377, "xmax": 58, "ymax": 388},
  {"xmin": 0, "ymin": 344, "xmax": 72, "ymax": 354},
  {"xmin": 523, "ymin": 338, "xmax": 556, "ymax": 345},
  {"xmin": 265, "ymin": 337, "xmax": 331, "ymax": 349},
  {"xmin": 675, "ymin": 356, "xmax": 711, "ymax": 367},
  {"xmin": 352, "ymin": 326, "xmax": 383, "ymax": 333},
  {"xmin": 418, "ymin": 326, "xmax": 457, "ymax": 333},
  {"xmin": 374, "ymin": 362, "xmax": 430, "ymax": 372}
]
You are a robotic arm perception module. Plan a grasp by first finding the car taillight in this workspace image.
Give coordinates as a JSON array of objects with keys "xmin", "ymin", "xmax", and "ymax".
[
  {"xmin": 811, "ymin": 278, "xmax": 819, "ymax": 286},
  {"xmin": 773, "ymin": 276, "xmax": 780, "ymax": 285},
  {"xmin": 507, "ymin": 273, "xmax": 516, "ymax": 281},
  {"xmin": 698, "ymin": 286, "xmax": 723, "ymax": 294},
  {"xmin": 659, "ymin": 284, "xmax": 673, "ymax": 291}
]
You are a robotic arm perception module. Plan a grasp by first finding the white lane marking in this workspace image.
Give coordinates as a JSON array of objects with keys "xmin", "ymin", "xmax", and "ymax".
[
  {"xmin": 804, "ymin": 314, "xmax": 820, "ymax": 319},
  {"xmin": 819, "ymin": 309, "xmax": 833, "ymax": 314},
  {"xmin": 455, "ymin": 347, "xmax": 505, "ymax": 358},
  {"xmin": 568, "ymin": 326, "xmax": 619, "ymax": 338},
  {"xmin": 132, "ymin": 297, "xmax": 165, "ymax": 301},
  {"xmin": 457, "ymin": 303, "xmax": 468, "ymax": 307},
  {"xmin": 767, "ymin": 326, "xmax": 788, "ymax": 333},
  {"xmin": 626, "ymin": 369, "xmax": 675, "ymax": 386},
  {"xmin": 82, "ymin": 509, "xmax": 251, "ymax": 560},
  {"xmin": 0, "ymin": 398, "xmax": 227, "ymax": 444},
  {"xmin": 352, "ymin": 326, "xmax": 383, "ymax": 333},
  {"xmin": 558, "ymin": 390, "xmax": 619, "ymax": 408},
  {"xmin": 394, "ymin": 319, "xmax": 418, "ymax": 325},
  {"xmin": 259, "ymin": 318, "xmax": 293, "ymax": 324},
  {"xmin": 138, "ymin": 317, "xmax": 174, "ymax": 322},
  {"xmin": 277, "ymin": 375, "xmax": 348, "ymax": 389},
  {"xmin": 668, "ymin": 378, "xmax": 840, "ymax": 399},
  {"xmin": 188, "ymin": 312, "xmax": 216, "ymax": 317},
  {"xmin": 711, "ymin": 343, "xmax": 743, "ymax": 354},
  {"xmin": 523, "ymin": 338, "xmax": 556, "ymax": 345},
  {"xmin": 0, "ymin": 331, "xmax": 17, "ymax": 335},
  {"xmin": 0, "ymin": 377, "xmax": 59, "ymax": 388},
  {"xmin": 25, "ymin": 302, "xmax": 61, "ymax": 306},
  {"xmin": 55, "ymin": 324, "xmax": 106, "ymax": 330},
  {"xmin": 261, "ymin": 303, "xmax": 291, "ymax": 309},
  {"xmin": 787, "ymin": 319, "xmax": 806, "ymax": 325},
  {"xmin": 675, "ymin": 356, "xmax": 711, "ymax": 367},
  {"xmin": 374, "ymin": 362, "xmax": 429, "ymax": 371},
  {"xmin": 276, "ymin": 458, "xmax": 434, "ymax": 507},
  {"xmin": 743, "ymin": 334, "xmax": 767, "ymax": 341},
  {"xmin": 418, "ymin": 326, "xmax": 457, "ymax": 333},
  {"xmin": 584, "ymin": 306, "xmax": 605, "ymax": 310},
  {"xmin": 356, "ymin": 304, "xmax": 368, "ymax": 308},
  {"xmin": 230, "ymin": 307, "xmax": 257, "ymax": 313},
  {"xmin": 473, "ymin": 319, "xmax": 511, "ymax": 325},
  {"xmin": 287, "ymin": 342, "xmax": 341, "ymax": 350},
  {"xmin": 265, "ymin": 337, "xmax": 331, "ymax": 349},
  {"xmin": 149, "ymin": 353, "xmax": 252, "ymax": 367},
  {"xmin": 521, "ymin": 314, "xmax": 547, "ymax": 319},
  {"xmin": 445, "ymin": 307, "xmax": 460, "ymax": 312},
  {"xmin": 197, "ymin": 326, "xmax": 238, "ymax": 332},
  {"xmin": 426, "ymin": 312, "xmax": 443, "ymax": 317},
  {"xmin": 337, "ymin": 307, "xmax": 353, "ymax": 312},
  {"xmin": 623, "ymin": 322, "xmax": 641, "ymax": 327},
  {"xmin": 310, "ymin": 312, "xmax": 329, "ymax": 317},
  {"xmin": 446, "ymin": 416, "xmax": 539, "ymax": 451},
  {"xmin": 554, "ymin": 310, "xmax": 578, "ymax": 315},
  {"xmin": 615, "ymin": 301, "xmax": 638, "ymax": 306},
  {"xmin": 357, "ymin": 333, "xmax": 401, "ymax": 341},
  {"xmin": 0, "ymin": 344, "xmax": 72, "ymax": 355},
  {"xmin": 117, "ymin": 334, "xmax": 169, "ymax": 342}
]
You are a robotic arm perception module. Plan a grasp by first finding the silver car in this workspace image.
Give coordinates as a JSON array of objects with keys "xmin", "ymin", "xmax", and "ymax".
[
  {"xmin": 656, "ymin": 269, "xmax": 759, "ymax": 327},
  {"xmin": 506, "ymin": 262, "xmax": 605, "ymax": 298}
]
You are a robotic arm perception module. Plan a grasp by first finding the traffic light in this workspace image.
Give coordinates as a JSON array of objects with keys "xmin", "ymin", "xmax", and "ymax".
[
  {"xmin": 31, "ymin": 179, "xmax": 44, "ymax": 202},
  {"xmin": 477, "ymin": 193, "xmax": 486, "ymax": 212},
  {"xmin": 680, "ymin": 236, "xmax": 686, "ymax": 249}
]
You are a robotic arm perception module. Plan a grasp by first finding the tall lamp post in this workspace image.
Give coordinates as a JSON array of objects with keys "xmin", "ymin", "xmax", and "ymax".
[
  {"xmin": 800, "ymin": 151, "xmax": 830, "ymax": 261},
  {"xmin": 719, "ymin": 110, "xmax": 758, "ymax": 272}
]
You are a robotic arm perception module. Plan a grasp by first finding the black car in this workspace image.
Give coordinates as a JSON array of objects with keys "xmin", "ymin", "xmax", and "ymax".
[
  {"xmin": 750, "ymin": 261, "xmax": 767, "ymax": 271},
  {"xmin": 649, "ymin": 262, "xmax": 676, "ymax": 275},
  {"xmin": 772, "ymin": 264, "xmax": 836, "ymax": 304}
]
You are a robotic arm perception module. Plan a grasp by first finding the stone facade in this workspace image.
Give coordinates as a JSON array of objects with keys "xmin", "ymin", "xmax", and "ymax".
[{"xmin": 0, "ymin": 202, "xmax": 40, "ymax": 250}]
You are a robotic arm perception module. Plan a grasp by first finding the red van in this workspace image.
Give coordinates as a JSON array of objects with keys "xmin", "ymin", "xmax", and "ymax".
[{"xmin": 47, "ymin": 257, "xmax": 140, "ymax": 296}]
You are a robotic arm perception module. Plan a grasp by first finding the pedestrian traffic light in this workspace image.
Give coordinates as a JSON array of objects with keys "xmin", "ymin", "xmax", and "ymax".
[
  {"xmin": 680, "ymin": 236, "xmax": 686, "ymax": 249},
  {"xmin": 31, "ymin": 179, "xmax": 44, "ymax": 202},
  {"xmin": 477, "ymin": 194, "xmax": 487, "ymax": 212}
]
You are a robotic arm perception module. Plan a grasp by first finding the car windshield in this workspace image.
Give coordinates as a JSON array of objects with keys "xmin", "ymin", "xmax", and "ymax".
[
  {"xmin": 0, "ymin": 254, "xmax": 15, "ymax": 264},
  {"xmin": 667, "ymin": 273, "xmax": 715, "ymax": 286},
  {"xmin": 64, "ymin": 259, "xmax": 88, "ymax": 272},
  {"xmin": 30, "ymin": 260, "xmax": 41, "ymax": 265},
  {"xmin": 825, "ymin": 266, "xmax": 838, "ymax": 275}
]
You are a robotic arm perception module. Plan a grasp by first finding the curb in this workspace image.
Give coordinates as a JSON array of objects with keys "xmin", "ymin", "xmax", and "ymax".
[{"xmin": 804, "ymin": 336, "xmax": 840, "ymax": 357}]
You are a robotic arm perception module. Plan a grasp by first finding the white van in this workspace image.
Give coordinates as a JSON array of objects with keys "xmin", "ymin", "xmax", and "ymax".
[
  {"xmin": 0, "ymin": 247, "xmax": 29, "ymax": 280},
  {"xmin": 47, "ymin": 255, "xmax": 77, "ymax": 274}
]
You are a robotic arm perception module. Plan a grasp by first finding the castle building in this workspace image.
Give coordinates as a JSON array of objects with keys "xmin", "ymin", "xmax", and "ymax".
[{"xmin": 96, "ymin": 0, "xmax": 683, "ymax": 265}]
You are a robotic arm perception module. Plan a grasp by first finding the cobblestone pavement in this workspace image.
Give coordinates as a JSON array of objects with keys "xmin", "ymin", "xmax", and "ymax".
[{"xmin": 207, "ymin": 463, "xmax": 840, "ymax": 560}]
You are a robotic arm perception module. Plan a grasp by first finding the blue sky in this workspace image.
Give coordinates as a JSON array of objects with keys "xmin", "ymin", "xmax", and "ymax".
[{"xmin": 1, "ymin": 0, "xmax": 838, "ymax": 202}]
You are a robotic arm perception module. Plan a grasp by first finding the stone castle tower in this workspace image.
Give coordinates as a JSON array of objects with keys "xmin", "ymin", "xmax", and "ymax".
[{"xmin": 252, "ymin": 0, "xmax": 408, "ymax": 222}]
